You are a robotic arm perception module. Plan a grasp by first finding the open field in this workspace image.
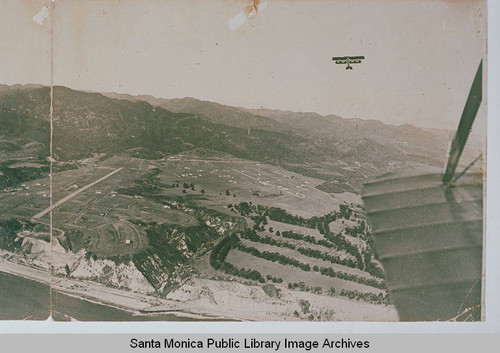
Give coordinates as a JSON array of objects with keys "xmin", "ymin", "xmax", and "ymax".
[
  {"xmin": 34, "ymin": 167, "xmax": 124, "ymax": 219},
  {"xmin": 0, "ymin": 190, "xmax": 49, "ymax": 221},
  {"xmin": 47, "ymin": 155, "xmax": 200, "ymax": 257},
  {"xmin": 328, "ymin": 219, "xmax": 367, "ymax": 248},
  {"xmin": 1, "ymin": 152, "xmax": 200, "ymax": 259},
  {"xmin": 257, "ymin": 229, "xmax": 355, "ymax": 260},
  {"xmin": 329, "ymin": 218, "xmax": 359, "ymax": 233},
  {"xmin": 0, "ymin": 138, "xmax": 45, "ymax": 163},
  {"xmin": 157, "ymin": 150, "xmax": 343, "ymax": 218},
  {"xmin": 256, "ymin": 227, "xmax": 357, "ymax": 262},
  {"xmin": 265, "ymin": 220, "xmax": 324, "ymax": 240},
  {"xmin": 225, "ymin": 249, "xmax": 384, "ymax": 295},
  {"xmin": 0, "ymin": 138, "xmax": 50, "ymax": 220},
  {"xmin": 238, "ymin": 239, "xmax": 375, "ymax": 279},
  {"xmin": 331, "ymin": 192, "xmax": 363, "ymax": 206},
  {"xmin": 53, "ymin": 190, "xmax": 199, "ymax": 257}
]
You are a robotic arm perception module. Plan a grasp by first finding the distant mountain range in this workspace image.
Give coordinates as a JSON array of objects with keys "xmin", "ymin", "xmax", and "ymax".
[
  {"xmin": 102, "ymin": 91, "xmax": 453, "ymax": 164},
  {"xmin": 1, "ymin": 84, "xmax": 460, "ymax": 192}
]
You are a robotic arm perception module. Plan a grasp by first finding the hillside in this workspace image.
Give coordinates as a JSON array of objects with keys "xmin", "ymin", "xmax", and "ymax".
[
  {"xmin": 103, "ymin": 91, "xmax": 451, "ymax": 164},
  {"xmin": 247, "ymin": 108, "xmax": 451, "ymax": 164},
  {"xmin": 1, "ymin": 86, "xmax": 333, "ymax": 166},
  {"xmin": 1, "ymin": 85, "xmax": 451, "ymax": 193},
  {"xmin": 102, "ymin": 93, "xmax": 287, "ymax": 132}
]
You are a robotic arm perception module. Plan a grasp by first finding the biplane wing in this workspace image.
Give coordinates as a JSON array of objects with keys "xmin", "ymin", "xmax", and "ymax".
[
  {"xmin": 362, "ymin": 171, "xmax": 483, "ymax": 321},
  {"xmin": 361, "ymin": 61, "xmax": 483, "ymax": 321},
  {"xmin": 332, "ymin": 56, "xmax": 365, "ymax": 69},
  {"xmin": 331, "ymin": 56, "xmax": 365, "ymax": 61},
  {"xmin": 332, "ymin": 57, "xmax": 347, "ymax": 64}
]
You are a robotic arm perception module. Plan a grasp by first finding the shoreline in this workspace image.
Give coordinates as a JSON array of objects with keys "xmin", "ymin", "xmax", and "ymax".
[
  {"xmin": 0, "ymin": 256, "xmax": 398, "ymax": 322},
  {"xmin": 0, "ymin": 258, "xmax": 229, "ymax": 321}
]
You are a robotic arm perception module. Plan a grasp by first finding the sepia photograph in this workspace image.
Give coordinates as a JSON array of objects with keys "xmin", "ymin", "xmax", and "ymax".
[{"xmin": 0, "ymin": 0, "xmax": 487, "ymax": 322}]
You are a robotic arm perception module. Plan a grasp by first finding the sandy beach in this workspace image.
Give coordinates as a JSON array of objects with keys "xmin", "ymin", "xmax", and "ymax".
[
  {"xmin": 0, "ymin": 257, "xmax": 226, "ymax": 320},
  {"xmin": 0, "ymin": 256, "xmax": 398, "ymax": 322}
]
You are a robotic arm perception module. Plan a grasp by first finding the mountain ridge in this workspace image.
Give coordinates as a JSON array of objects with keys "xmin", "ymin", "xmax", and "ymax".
[{"xmin": 1, "ymin": 84, "xmax": 453, "ymax": 192}]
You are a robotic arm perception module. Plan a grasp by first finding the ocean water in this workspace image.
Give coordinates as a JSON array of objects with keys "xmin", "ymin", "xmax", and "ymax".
[
  {"xmin": 0, "ymin": 272, "xmax": 50, "ymax": 320},
  {"xmin": 0, "ymin": 272, "xmax": 221, "ymax": 321}
]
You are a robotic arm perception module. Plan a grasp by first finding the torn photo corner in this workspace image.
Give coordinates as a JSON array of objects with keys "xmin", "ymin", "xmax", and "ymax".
[{"xmin": 0, "ymin": 0, "xmax": 488, "ymax": 323}]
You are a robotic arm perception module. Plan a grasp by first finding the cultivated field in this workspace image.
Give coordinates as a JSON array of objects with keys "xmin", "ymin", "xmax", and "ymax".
[
  {"xmin": 157, "ymin": 150, "xmax": 343, "ymax": 218},
  {"xmin": 225, "ymin": 250, "xmax": 384, "ymax": 294},
  {"xmin": 238, "ymin": 239, "xmax": 374, "ymax": 279}
]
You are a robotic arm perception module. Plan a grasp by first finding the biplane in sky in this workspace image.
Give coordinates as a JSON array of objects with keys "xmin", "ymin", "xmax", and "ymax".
[
  {"xmin": 332, "ymin": 56, "xmax": 365, "ymax": 69},
  {"xmin": 362, "ymin": 61, "xmax": 484, "ymax": 321}
]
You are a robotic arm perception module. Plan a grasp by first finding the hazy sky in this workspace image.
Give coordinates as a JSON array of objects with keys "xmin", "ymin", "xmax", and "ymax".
[{"xmin": 0, "ymin": 0, "xmax": 487, "ymax": 130}]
